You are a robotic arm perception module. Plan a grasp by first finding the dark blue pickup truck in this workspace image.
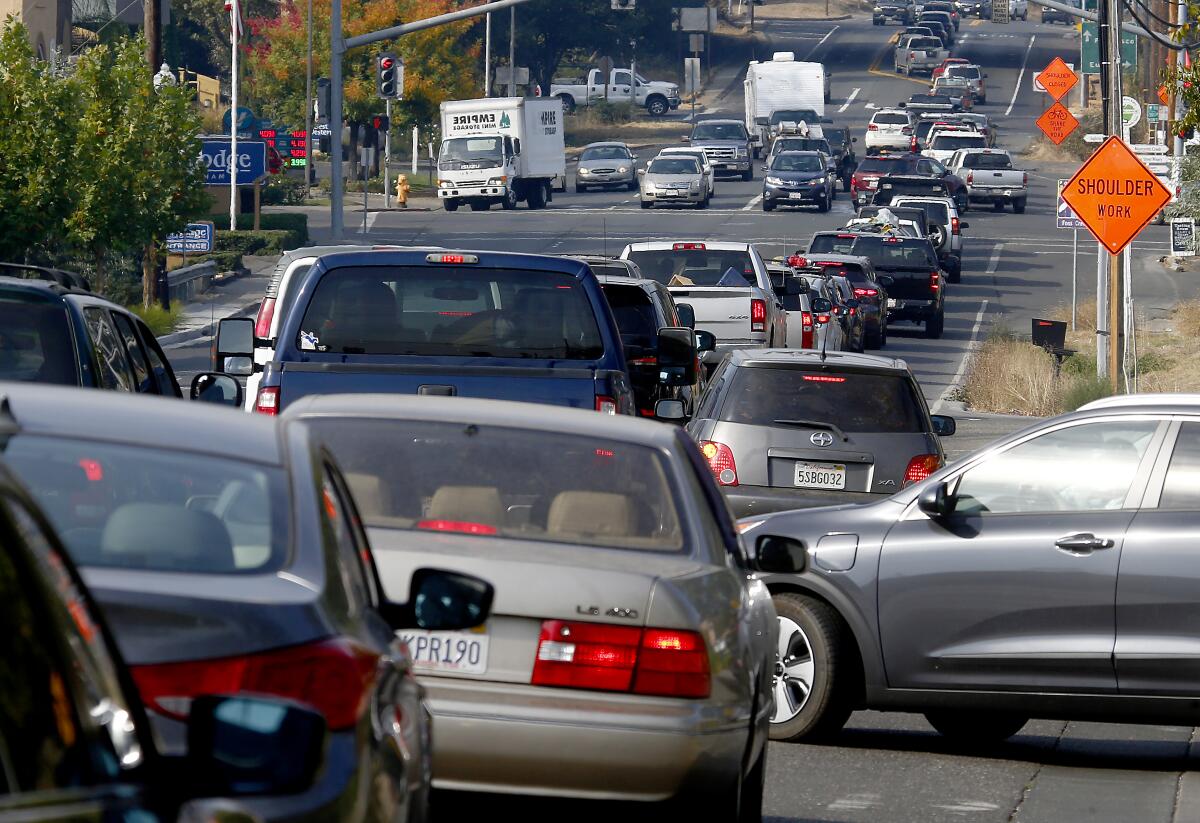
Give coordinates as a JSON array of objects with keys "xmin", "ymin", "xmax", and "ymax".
[{"xmin": 218, "ymin": 249, "xmax": 698, "ymax": 417}]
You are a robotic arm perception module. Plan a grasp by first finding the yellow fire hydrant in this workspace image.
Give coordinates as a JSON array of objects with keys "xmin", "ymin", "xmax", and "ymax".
[{"xmin": 395, "ymin": 174, "xmax": 410, "ymax": 209}]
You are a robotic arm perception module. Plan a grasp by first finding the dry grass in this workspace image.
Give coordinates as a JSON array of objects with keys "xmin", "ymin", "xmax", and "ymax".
[
  {"xmin": 963, "ymin": 336, "xmax": 1062, "ymax": 416},
  {"xmin": 1175, "ymin": 299, "xmax": 1200, "ymax": 338},
  {"xmin": 1050, "ymin": 298, "xmax": 1097, "ymax": 333},
  {"xmin": 566, "ymin": 110, "xmax": 692, "ymax": 148},
  {"xmin": 753, "ymin": 0, "xmax": 870, "ymax": 18}
]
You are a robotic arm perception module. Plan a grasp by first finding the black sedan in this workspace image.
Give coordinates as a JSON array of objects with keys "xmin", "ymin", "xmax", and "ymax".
[{"xmin": 763, "ymin": 151, "xmax": 834, "ymax": 212}]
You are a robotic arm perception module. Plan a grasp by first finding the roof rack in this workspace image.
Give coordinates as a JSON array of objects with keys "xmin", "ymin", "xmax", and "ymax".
[{"xmin": 0, "ymin": 263, "xmax": 92, "ymax": 292}]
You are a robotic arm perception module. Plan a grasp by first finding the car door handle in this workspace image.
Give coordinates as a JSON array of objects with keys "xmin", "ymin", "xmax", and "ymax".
[{"xmin": 1054, "ymin": 533, "xmax": 1115, "ymax": 554}]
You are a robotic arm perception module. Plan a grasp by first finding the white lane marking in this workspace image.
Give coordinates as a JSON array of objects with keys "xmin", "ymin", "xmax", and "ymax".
[
  {"xmin": 1005, "ymin": 35, "xmax": 1037, "ymax": 117},
  {"xmin": 742, "ymin": 194, "xmax": 764, "ymax": 211},
  {"xmin": 838, "ymin": 87, "xmax": 861, "ymax": 113},
  {"xmin": 805, "ymin": 25, "xmax": 839, "ymax": 59}
]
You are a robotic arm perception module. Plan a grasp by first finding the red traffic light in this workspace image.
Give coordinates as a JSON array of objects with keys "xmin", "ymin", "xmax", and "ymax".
[{"xmin": 380, "ymin": 57, "xmax": 394, "ymax": 70}]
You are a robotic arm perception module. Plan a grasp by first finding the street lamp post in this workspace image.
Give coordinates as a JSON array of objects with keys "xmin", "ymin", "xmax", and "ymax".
[{"xmin": 305, "ymin": 0, "xmax": 313, "ymax": 188}]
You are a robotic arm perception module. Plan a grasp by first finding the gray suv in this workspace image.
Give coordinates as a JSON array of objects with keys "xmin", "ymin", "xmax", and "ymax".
[
  {"xmin": 688, "ymin": 349, "xmax": 955, "ymax": 517},
  {"xmin": 687, "ymin": 118, "xmax": 754, "ymax": 181},
  {"xmin": 744, "ymin": 394, "xmax": 1200, "ymax": 745}
]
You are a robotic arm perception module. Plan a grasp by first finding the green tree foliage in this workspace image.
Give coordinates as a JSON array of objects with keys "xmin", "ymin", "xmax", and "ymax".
[{"xmin": 0, "ymin": 23, "xmax": 208, "ymax": 302}]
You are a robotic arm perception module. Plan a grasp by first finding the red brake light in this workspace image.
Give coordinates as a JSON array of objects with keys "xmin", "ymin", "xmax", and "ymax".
[
  {"xmin": 253, "ymin": 298, "xmax": 276, "ymax": 339},
  {"xmin": 787, "ymin": 254, "xmax": 808, "ymax": 268},
  {"xmin": 817, "ymin": 313, "xmax": 831, "ymax": 324},
  {"xmin": 801, "ymin": 311, "xmax": 814, "ymax": 348},
  {"xmin": 802, "ymin": 374, "xmax": 846, "ymax": 383},
  {"xmin": 416, "ymin": 520, "xmax": 498, "ymax": 535},
  {"xmin": 628, "ymin": 356, "xmax": 657, "ymax": 366},
  {"xmin": 699, "ymin": 440, "xmax": 738, "ymax": 486},
  {"xmin": 930, "ymin": 271, "xmax": 940, "ymax": 292},
  {"xmin": 131, "ymin": 639, "xmax": 379, "ymax": 730},
  {"xmin": 951, "ymin": 216, "xmax": 960, "ymax": 234},
  {"xmin": 595, "ymin": 395, "xmax": 618, "ymax": 414},
  {"xmin": 853, "ymin": 287, "xmax": 878, "ymax": 297},
  {"xmin": 78, "ymin": 459, "xmax": 104, "ymax": 482},
  {"xmin": 966, "ymin": 171, "xmax": 973, "ymax": 184},
  {"xmin": 903, "ymin": 453, "xmax": 943, "ymax": 487},
  {"xmin": 254, "ymin": 386, "xmax": 279, "ymax": 415},
  {"xmin": 634, "ymin": 629, "xmax": 710, "ymax": 698},
  {"xmin": 750, "ymin": 298, "xmax": 767, "ymax": 333},
  {"xmin": 672, "ymin": 242, "xmax": 706, "ymax": 250}
]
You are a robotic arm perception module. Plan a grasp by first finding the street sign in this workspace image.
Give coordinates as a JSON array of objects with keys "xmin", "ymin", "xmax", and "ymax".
[
  {"xmin": 1035, "ymin": 57, "xmax": 1077, "ymax": 101},
  {"xmin": 991, "ymin": 0, "xmax": 1010, "ymax": 23},
  {"xmin": 311, "ymin": 124, "xmax": 333, "ymax": 138},
  {"xmin": 1080, "ymin": 24, "xmax": 1137, "ymax": 74},
  {"xmin": 1122, "ymin": 96, "xmax": 1142, "ymax": 129},
  {"xmin": 1057, "ymin": 179, "xmax": 1086, "ymax": 229},
  {"xmin": 221, "ymin": 106, "xmax": 257, "ymax": 139},
  {"xmin": 1060, "ymin": 136, "xmax": 1173, "ymax": 254},
  {"xmin": 689, "ymin": 33, "xmax": 705, "ymax": 52},
  {"xmin": 1084, "ymin": 133, "xmax": 1106, "ymax": 143},
  {"xmin": 165, "ymin": 222, "xmax": 215, "ymax": 254},
  {"xmin": 1171, "ymin": 217, "xmax": 1196, "ymax": 256},
  {"xmin": 1037, "ymin": 102, "xmax": 1079, "ymax": 144},
  {"xmin": 1158, "ymin": 85, "xmax": 1171, "ymax": 106},
  {"xmin": 200, "ymin": 139, "xmax": 268, "ymax": 186}
]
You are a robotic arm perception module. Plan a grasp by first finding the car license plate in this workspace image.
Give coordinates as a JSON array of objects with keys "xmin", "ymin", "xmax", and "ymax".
[
  {"xmin": 1004, "ymin": 189, "xmax": 1012, "ymax": 196},
  {"xmin": 399, "ymin": 629, "xmax": 489, "ymax": 675},
  {"xmin": 887, "ymin": 298, "xmax": 899, "ymax": 308},
  {"xmin": 794, "ymin": 462, "xmax": 847, "ymax": 490},
  {"xmin": 788, "ymin": 192, "xmax": 806, "ymax": 200}
]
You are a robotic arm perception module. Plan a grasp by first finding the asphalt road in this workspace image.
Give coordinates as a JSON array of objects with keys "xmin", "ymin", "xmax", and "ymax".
[{"xmin": 163, "ymin": 13, "xmax": 1200, "ymax": 822}]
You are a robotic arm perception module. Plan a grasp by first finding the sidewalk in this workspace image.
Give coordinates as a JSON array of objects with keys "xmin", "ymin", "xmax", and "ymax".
[{"xmin": 157, "ymin": 254, "xmax": 277, "ymax": 346}]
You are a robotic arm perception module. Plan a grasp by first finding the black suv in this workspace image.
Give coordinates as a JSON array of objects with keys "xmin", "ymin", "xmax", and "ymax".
[{"xmin": 852, "ymin": 153, "xmax": 967, "ymax": 210}]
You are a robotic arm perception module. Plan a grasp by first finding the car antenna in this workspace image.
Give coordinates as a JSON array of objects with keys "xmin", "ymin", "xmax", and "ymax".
[
  {"xmin": 603, "ymin": 218, "xmax": 607, "ymax": 258},
  {"xmin": 820, "ymin": 306, "xmax": 830, "ymax": 362}
]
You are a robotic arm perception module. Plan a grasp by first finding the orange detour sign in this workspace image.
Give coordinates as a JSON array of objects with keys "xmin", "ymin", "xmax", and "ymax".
[
  {"xmin": 1036, "ymin": 102, "xmax": 1079, "ymax": 145},
  {"xmin": 1158, "ymin": 84, "xmax": 1171, "ymax": 106},
  {"xmin": 1036, "ymin": 57, "xmax": 1078, "ymax": 102},
  {"xmin": 1061, "ymin": 136, "xmax": 1173, "ymax": 254}
]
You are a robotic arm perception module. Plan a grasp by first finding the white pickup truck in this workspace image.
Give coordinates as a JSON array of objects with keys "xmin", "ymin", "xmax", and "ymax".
[
  {"xmin": 620, "ymin": 241, "xmax": 789, "ymax": 350},
  {"xmin": 550, "ymin": 68, "xmax": 681, "ymax": 116},
  {"xmin": 946, "ymin": 147, "xmax": 1027, "ymax": 213}
]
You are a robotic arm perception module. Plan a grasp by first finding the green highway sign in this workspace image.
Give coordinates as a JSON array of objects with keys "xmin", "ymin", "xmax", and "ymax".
[{"xmin": 1080, "ymin": 23, "xmax": 1138, "ymax": 73}]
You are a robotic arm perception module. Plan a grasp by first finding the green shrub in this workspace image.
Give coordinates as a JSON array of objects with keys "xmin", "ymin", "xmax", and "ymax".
[
  {"xmin": 215, "ymin": 230, "xmax": 292, "ymax": 256},
  {"xmin": 1136, "ymin": 350, "xmax": 1173, "ymax": 374},
  {"xmin": 189, "ymin": 250, "xmax": 243, "ymax": 272},
  {"xmin": 261, "ymin": 175, "xmax": 310, "ymax": 206},
  {"xmin": 234, "ymin": 212, "xmax": 308, "ymax": 247},
  {"xmin": 129, "ymin": 303, "xmax": 184, "ymax": 336},
  {"xmin": 1060, "ymin": 352, "xmax": 1096, "ymax": 377},
  {"xmin": 587, "ymin": 100, "xmax": 635, "ymax": 124},
  {"xmin": 1060, "ymin": 375, "xmax": 1113, "ymax": 412}
]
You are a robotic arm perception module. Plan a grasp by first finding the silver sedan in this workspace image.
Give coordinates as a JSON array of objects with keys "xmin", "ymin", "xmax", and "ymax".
[
  {"xmin": 284, "ymin": 395, "xmax": 783, "ymax": 819},
  {"xmin": 640, "ymin": 156, "xmax": 709, "ymax": 209},
  {"xmin": 575, "ymin": 141, "xmax": 639, "ymax": 192}
]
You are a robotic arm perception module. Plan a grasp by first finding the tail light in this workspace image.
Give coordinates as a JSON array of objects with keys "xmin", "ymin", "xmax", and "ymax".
[
  {"xmin": 1023, "ymin": 172, "xmax": 1029, "ymax": 186},
  {"xmin": 699, "ymin": 440, "xmax": 738, "ymax": 486},
  {"xmin": 627, "ymin": 356, "xmax": 657, "ymax": 367},
  {"xmin": 868, "ymin": 123, "xmax": 879, "ymax": 131},
  {"xmin": 902, "ymin": 125, "xmax": 913, "ymax": 135},
  {"xmin": 595, "ymin": 395, "xmax": 618, "ymax": 414},
  {"xmin": 750, "ymin": 298, "xmax": 766, "ymax": 333},
  {"xmin": 531, "ymin": 621, "xmax": 710, "ymax": 699},
  {"xmin": 817, "ymin": 312, "xmax": 832, "ymax": 324},
  {"xmin": 910, "ymin": 137, "xmax": 918, "ymax": 151},
  {"xmin": 903, "ymin": 453, "xmax": 943, "ymax": 487},
  {"xmin": 254, "ymin": 386, "xmax": 279, "ymax": 415},
  {"xmin": 253, "ymin": 298, "xmax": 275, "ymax": 339},
  {"xmin": 909, "ymin": 51, "xmax": 917, "ymax": 59},
  {"xmin": 801, "ymin": 311, "xmax": 814, "ymax": 348},
  {"xmin": 131, "ymin": 639, "xmax": 378, "ymax": 730},
  {"xmin": 966, "ymin": 171, "xmax": 973, "ymax": 184},
  {"xmin": 849, "ymin": 307, "xmax": 857, "ymax": 316},
  {"xmin": 930, "ymin": 271, "xmax": 940, "ymax": 292},
  {"xmin": 416, "ymin": 520, "xmax": 498, "ymax": 535},
  {"xmin": 853, "ymin": 287, "xmax": 878, "ymax": 297},
  {"xmin": 951, "ymin": 216, "xmax": 960, "ymax": 234}
]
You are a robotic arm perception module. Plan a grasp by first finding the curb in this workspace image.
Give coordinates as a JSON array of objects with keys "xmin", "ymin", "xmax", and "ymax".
[
  {"xmin": 158, "ymin": 300, "xmax": 259, "ymax": 348},
  {"xmin": 757, "ymin": 13, "xmax": 852, "ymax": 20}
]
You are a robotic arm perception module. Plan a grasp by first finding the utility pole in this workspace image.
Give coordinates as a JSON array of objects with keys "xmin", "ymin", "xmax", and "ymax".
[
  {"xmin": 144, "ymin": 0, "xmax": 161, "ymax": 72},
  {"xmin": 508, "ymin": 5, "xmax": 516, "ymax": 96},
  {"xmin": 305, "ymin": 0, "xmax": 314, "ymax": 188},
  {"xmin": 1100, "ymin": 0, "xmax": 1124, "ymax": 390},
  {"xmin": 484, "ymin": 11, "xmax": 491, "ymax": 96},
  {"xmin": 1175, "ymin": 0, "xmax": 1186, "ymax": 157}
]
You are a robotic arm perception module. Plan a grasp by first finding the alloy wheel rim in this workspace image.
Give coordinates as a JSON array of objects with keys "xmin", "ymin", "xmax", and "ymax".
[{"xmin": 772, "ymin": 615, "xmax": 816, "ymax": 724}]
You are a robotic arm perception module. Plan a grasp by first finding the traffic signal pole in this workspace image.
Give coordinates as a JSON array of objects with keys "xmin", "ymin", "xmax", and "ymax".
[{"xmin": 330, "ymin": 0, "xmax": 540, "ymax": 239}]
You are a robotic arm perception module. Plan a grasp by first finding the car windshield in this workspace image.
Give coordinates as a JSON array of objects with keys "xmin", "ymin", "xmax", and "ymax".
[
  {"xmin": 932, "ymin": 134, "xmax": 986, "ymax": 150},
  {"xmin": 769, "ymin": 110, "xmax": 820, "ymax": 126},
  {"xmin": 4, "ymin": 436, "xmax": 288, "ymax": 574},
  {"xmin": 297, "ymin": 266, "xmax": 604, "ymax": 360},
  {"xmin": 946, "ymin": 65, "xmax": 981, "ymax": 79},
  {"xmin": 873, "ymin": 113, "xmax": 909, "ymax": 125},
  {"xmin": 602, "ymin": 283, "xmax": 659, "ymax": 352},
  {"xmin": 718, "ymin": 367, "xmax": 926, "ymax": 433},
  {"xmin": 850, "ymin": 237, "xmax": 939, "ymax": 270},
  {"xmin": 772, "ymin": 154, "xmax": 825, "ymax": 172},
  {"xmin": 648, "ymin": 157, "xmax": 699, "ymax": 175},
  {"xmin": 911, "ymin": 95, "xmax": 952, "ymax": 105},
  {"xmin": 691, "ymin": 122, "xmax": 747, "ymax": 140},
  {"xmin": 307, "ymin": 419, "xmax": 684, "ymax": 552},
  {"xmin": 961, "ymin": 152, "xmax": 1011, "ymax": 169},
  {"xmin": 857, "ymin": 157, "xmax": 910, "ymax": 174},
  {"xmin": 773, "ymin": 139, "xmax": 829, "ymax": 155},
  {"xmin": 440, "ymin": 136, "xmax": 503, "ymax": 163},
  {"xmin": 580, "ymin": 146, "xmax": 629, "ymax": 161},
  {"xmin": 0, "ymin": 296, "xmax": 78, "ymax": 385},
  {"xmin": 626, "ymin": 248, "xmax": 757, "ymax": 287}
]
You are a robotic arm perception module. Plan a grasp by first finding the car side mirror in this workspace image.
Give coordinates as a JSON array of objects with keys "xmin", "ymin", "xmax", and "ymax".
[
  {"xmin": 637, "ymin": 168, "xmax": 646, "ymax": 176},
  {"xmin": 823, "ymin": 117, "xmax": 833, "ymax": 124},
  {"xmin": 984, "ymin": 73, "xmax": 989, "ymax": 78},
  {"xmin": 852, "ymin": 136, "xmax": 858, "ymax": 142},
  {"xmin": 656, "ymin": 327, "xmax": 698, "ymax": 386},
  {"xmin": 960, "ymin": 221, "xmax": 970, "ymax": 229},
  {"xmin": 917, "ymin": 480, "xmax": 957, "ymax": 519},
  {"xmin": 681, "ymin": 135, "xmax": 691, "ymax": 142},
  {"xmin": 675, "ymin": 303, "xmax": 696, "ymax": 329},
  {"xmin": 379, "ymin": 568, "xmax": 494, "ymax": 632},
  {"xmin": 654, "ymin": 398, "xmax": 687, "ymax": 421},
  {"xmin": 223, "ymin": 356, "xmax": 253, "ymax": 377},
  {"xmin": 845, "ymin": 298, "xmax": 861, "ymax": 309},
  {"xmin": 190, "ymin": 373, "xmax": 244, "ymax": 407},
  {"xmin": 784, "ymin": 275, "xmax": 809, "ymax": 295},
  {"xmin": 695, "ymin": 330, "xmax": 717, "ymax": 353},
  {"xmin": 878, "ymin": 274, "xmax": 895, "ymax": 286},
  {"xmin": 216, "ymin": 317, "xmax": 254, "ymax": 359},
  {"xmin": 186, "ymin": 695, "xmax": 326, "ymax": 796},
  {"xmin": 513, "ymin": 138, "xmax": 522, "ymax": 155},
  {"xmin": 753, "ymin": 535, "xmax": 805, "ymax": 574},
  {"xmin": 931, "ymin": 414, "xmax": 956, "ymax": 436},
  {"xmin": 811, "ymin": 297, "xmax": 832, "ymax": 313}
]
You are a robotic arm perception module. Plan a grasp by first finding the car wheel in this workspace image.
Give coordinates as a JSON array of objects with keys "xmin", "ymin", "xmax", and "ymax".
[
  {"xmin": 557, "ymin": 94, "xmax": 576, "ymax": 114},
  {"xmin": 768, "ymin": 593, "xmax": 854, "ymax": 742},
  {"xmin": 674, "ymin": 741, "xmax": 765, "ymax": 821},
  {"xmin": 501, "ymin": 188, "xmax": 518, "ymax": 210},
  {"xmin": 646, "ymin": 96, "xmax": 669, "ymax": 117},
  {"xmin": 627, "ymin": 179, "xmax": 638, "ymax": 191},
  {"xmin": 641, "ymin": 200, "xmax": 652, "ymax": 209},
  {"xmin": 925, "ymin": 711, "xmax": 1028, "ymax": 744},
  {"xmin": 955, "ymin": 191, "xmax": 969, "ymax": 212},
  {"xmin": 817, "ymin": 192, "xmax": 830, "ymax": 213},
  {"xmin": 762, "ymin": 199, "xmax": 775, "ymax": 212},
  {"xmin": 1013, "ymin": 198, "xmax": 1027, "ymax": 214},
  {"xmin": 926, "ymin": 311, "xmax": 945, "ymax": 339},
  {"xmin": 443, "ymin": 200, "xmax": 459, "ymax": 212},
  {"xmin": 742, "ymin": 168, "xmax": 753, "ymax": 182},
  {"xmin": 948, "ymin": 257, "xmax": 962, "ymax": 283},
  {"xmin": 527, "ymin": 182, "xmax": 547, "ymax": 209},
  {"xmin": 575, "ymin": 183, "xmax": 586, "ymax": 193}
]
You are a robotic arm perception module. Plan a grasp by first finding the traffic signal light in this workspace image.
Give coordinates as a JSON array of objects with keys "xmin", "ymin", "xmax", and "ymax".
[
  {"xmin": 372, "ymin": 114, "xmax": 389, "ymax": 132},
  {"xmin": 377, "ymin": 52, "xmax": 401, "ymax": 99},
  {"xmin": 315, "ymin": 77, "xmax": 330, "ymax": 121}
]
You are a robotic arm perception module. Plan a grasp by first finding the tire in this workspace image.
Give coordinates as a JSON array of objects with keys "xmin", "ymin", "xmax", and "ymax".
[
  {"xmin": 443, "ymin": 200, "xmax": 459, "ymax": 212},
  {"xmin": 646, "ymin": 95, "xmax": 669, "ymax": 117},
  {"xmin": 865, "ymin": 323, "xmax": 882, "ymax": 350},
  {"xmin": 698, "ymin": 196, "xmax": 709, "ymax": 210},
  {"xmin": 763, "ymin": 199, "xmax": 775, "ymax": 212},
  {"xmin": 557, "ymin": 94, "xmax": 576, "ymax": 114},
  {"xmin": 574, "ymin": 182, "xmax": 586, "ymax": 193},
  {"xmin": 469, "ymin": 201, "xmax": 488, "ymax": 211},
  {"xmin": 752, "ymin": 145, "xmax": 761, "ymax": 159},
  {"xmin": 627, "ymin": 179, "xmax": 638, "ymax": 191},
  {"xmin": 926, "ymin": 311, "xmax": 945, "ymax": 339},
  {"xmin": 501, "ymin": 187, "xmax": 518, "ymax": 210},
  {"xmin": 842, "ymin": 172, "xmax": 852, "ymax": 193},
  {"xmin": 1013, "ymin": 198, "xmax": 1026, "ymax": 214},
  {"xmin": 992, "ymin": 199, "xmax": 1005, "ymax": 212},
  {"xmin": 527, "ymin": 181, "xmax": 547, "ymax": 209},
  {"xmin": 947, "ymin": 257, "xmax": 962, "ymax": 283},
  {"xmin": 873, "ymin": 17, "xmax": 882, "ymax": 24},
  {"xmin": 768, "ymin": 593, "xmax": 854, "ymax": 742},
  {"xmin": 742, "ymin": 168, "xmax": 753, "ymax": 182},
  {"xmin": 641, "ymin": 200, "xmax": 652, "ymax": 209},
  {"xmin": 955, "ymin": 191, "xmax": 969, "ymax": 213},
  {"xmin": 925, "ymin": 711, "xmax": 1028, "ymax": 744}
]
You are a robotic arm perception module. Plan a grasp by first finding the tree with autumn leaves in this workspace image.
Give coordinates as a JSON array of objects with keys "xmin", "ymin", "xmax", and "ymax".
[{"xmin": 241, "ymin": 0, "xmax": 480, "ymax": 136}]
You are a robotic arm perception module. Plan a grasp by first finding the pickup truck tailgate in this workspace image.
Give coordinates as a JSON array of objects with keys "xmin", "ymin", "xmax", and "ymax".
[
  {"xmin": 666, "ymin": 287, "xmax": 758, "ymax": 342},
  {"xmin": 277, "ymin": 360, "xmax": 599, "ymax": 410}
]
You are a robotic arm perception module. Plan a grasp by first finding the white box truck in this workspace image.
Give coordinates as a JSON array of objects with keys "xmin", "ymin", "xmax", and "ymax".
[
  {"xmin": 743, "ymin": 53, "xmax": 829, "ymax": 157},
  {"xmin": 437, "ymin": 97, "xmax": 566, "ymax": 211}
]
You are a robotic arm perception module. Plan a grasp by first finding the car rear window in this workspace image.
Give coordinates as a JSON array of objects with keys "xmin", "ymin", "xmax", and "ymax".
[
  {"xmin": 932, "ymin": 134, "xmax": 987, "ymax": 151},
  {"xmin": 896, "ymin": 200, "xmax": 950, "ymax": 223},
  {"xmin": 910, "ymin": 37, "xmax": 942, "ymax": 49},
  {"xmin": 625, "ymin": 248, "xmax": 757, "ymax": 288},
  {"xmin": 961, "ymin": 152, "xmax": 1011, "ymax": 169},
  {"xmin": 946, "ymin": 65, "xmax": 981, "ymax": 79},
  {"xmin": 0, "ymin": 297, "xmax": 78, "ymax": 385},
  {"xmin": 878, "ymin": 179, "xmax": 949, "ymax": 198},
  {"xmin": 807, "ymin": 235, "xmax": 857, "ymax": 255},
  {"xmin": 814, "ymin": 262, "xmax": 867, "ymax": 283},
  {"xmin": 308, "ymin": 419, "xmax": 684, "ymax": 552},
  {"xmin": 4, "ymin": 436, "xmax": 289, "ymax": 574},
  {"xmin": 857, "ymin": 157, "xmax": 909, "ymax": 176},
  {"xmin": 873, "ymin": 113, "xmax": 909, "ymax": 126},
  {"xmin": 602, "ymin": 284, "xmax": 658, "ymax": 352},
  {"xmin": 850, "ymin": 237, "xmax": 939, "ymax": 269},
  {"xmin": 297, "ymin": 266, "xmax": 604, "ymax": 360},
  {"xmin": 719, "ymin": 367, "xmax": 926, "ymax": 433}
]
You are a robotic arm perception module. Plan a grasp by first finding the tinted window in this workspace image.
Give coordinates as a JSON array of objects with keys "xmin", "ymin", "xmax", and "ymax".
[
  {"xmin": 873, "ymin": 113, "xmax": 909, "ymax": 125},
  {"xmin": 603, "ymin": 284, "xmax": 659, "ymax": 352},
  {"xmin": 946, "ymin": 65, "xmax": 981, "ymax": 79},
  {"xmin": 850, "ymin": 237, "xmax": 939, "ymax": 269},
  {"xmin": 308, "ymin": 419, "xmax": 685, "ymax": 553},
  {"xmin": 932, "ymin": 134, "xmax": 987, "ymax": 151},
  {"xmin": 857, "ymin": 157, "xmax": 910, "ymax": 175},
  {"xmin": 0, "ymin": 296, "xmax": 77, "ymax": 385},
  {"xmin": 895, "ymin": 200, "xmax": 950, "ymax": 223},
  {"xmin": 297, "ymin": 266, "xmax": 604, "ymax": 360},
  {"xmin": 580, "ymin": 146, "xmax": 629, "ymax": 161},
  {"xmin": 719, "ymin": 367, "xmax": 926, "ymax": 432},
  {"xmin": 626, "ymin": 248, "xmax": 757, "ymax": 288},
  {"xmin": 83, "ymin": 309, "xmax": 134, "ymax": 392},
  {"xmin": 138, "ymin": 329, "xmax": 180, "ymax": 397},
  {"xmin": 910, "ymin": 37, "xmax": 942, "ymax": 48},
  {"xmin": 772, "ymin": 154, "xmax": 825, "ymax": 172},
  {"xmin": 691, "ymin": 122, "xmax": 747, "ymax": 140},
  {"xmin": 4, "ymin": 436, "xmax": 289, "ymax": 575},
  {"xmin": 1159, "ymin": 423, "xmax": 1200, "ymax": 509},
  {"xmin": 110, "ymin": 313, "xmax": 153, "ymax": 394},
  {"xmin": 807, "ymin": 235, "xmax": 857, "ymax": 255},
  {"xmin": 878, "ymin": 179, "xmax": 948, "ymax": 199},
  {"xmin": 962, "ymin": 153, "xmax": 1012, "ymax": 169},
  {"xmin": 955, "ymin": 421, "xmax": 1159, "ymax": 514},
  {"xmin": 648, "ymin": 158, "xmax": 700, "ymax": 175}
]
